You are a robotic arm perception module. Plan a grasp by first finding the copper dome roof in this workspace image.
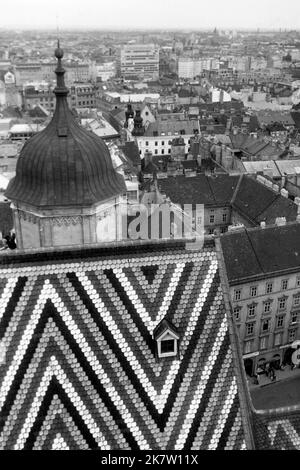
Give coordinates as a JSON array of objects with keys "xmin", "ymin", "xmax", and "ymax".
[{"xmin": 5, "ymin": 44, "xmax": 126, "ymax": 208}]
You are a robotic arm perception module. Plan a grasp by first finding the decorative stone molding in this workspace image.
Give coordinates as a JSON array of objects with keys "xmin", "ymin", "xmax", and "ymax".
[
  {"xmin": 51, "ymin": 216, "xmax": 82, "ymax": 227},
  {"xmin": 19, "ymin": 210, "xmax": 38, "ymax": 224}
]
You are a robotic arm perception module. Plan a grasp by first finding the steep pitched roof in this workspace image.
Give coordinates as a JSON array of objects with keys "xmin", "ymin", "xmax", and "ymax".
[
  {"xmin": 0, "ymin": 239, "xmax": 250, "ymax": 450},
  {"xmin": 220, "ymin": 222, "xmax": 300, "ymax": 284},
  {"xmin": 158, "ymin": 174, "xmax": 240, "ymax": 207}
]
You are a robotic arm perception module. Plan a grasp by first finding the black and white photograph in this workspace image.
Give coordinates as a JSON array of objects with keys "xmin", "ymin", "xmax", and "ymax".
[{"xmin": 1, "ymin": 0, "xmax": 300, "ymax": 455}]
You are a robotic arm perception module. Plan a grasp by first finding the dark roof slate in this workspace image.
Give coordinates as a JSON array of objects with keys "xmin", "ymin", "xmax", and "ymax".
[{"xmin": 220, "ymin": 222, "xmax": 300, "ymax": 283}]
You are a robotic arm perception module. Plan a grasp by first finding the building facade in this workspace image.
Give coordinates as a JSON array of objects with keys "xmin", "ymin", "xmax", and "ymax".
[
  {"xmin": 118, "ymin": 44, "xmax": 159, "ymax": 81},
  {"xmin": 220, "ymin": 223, "xmax": 300, "ymax": 377}
]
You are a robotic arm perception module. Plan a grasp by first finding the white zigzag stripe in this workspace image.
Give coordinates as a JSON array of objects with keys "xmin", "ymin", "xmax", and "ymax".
[
  {"xmin": 56, "ymin": 275, "xmax": 164, "ymax": 445},
  {"xmin": 51, "ymin": 433, "xmax": 69, "ymax": 450},
  {"xmin": 268, "ymin": 420, "xmax": 300, "ymax": 448},
  {"xmin": 224, "ymin": 412, "xmax": 243, "ymax": 450},
  {"xmin": 162, "ymin": 290, "xmax": 224, "ymax": 448},
  {"xmin": 32, "ymin": 395, "xmax": 90, "ymax": 450},
  {"xmin": 174, "ymin": 316, "xmax": 228, "ymax": 449},
  {"xmin": 78, "ymin": 263, "xmax": 218, "ymax": 414},
  {"xmin": 131, "ymin": 265, "xmax": 168, "ymax": 302},
  {"xmin": 0, "ymin": 283, "xmax": 150, "ymax": 450},
  {"xmin": 208, "ymin": 378, "xmax": 237, "ymax": 450},
  {"xmin": 116, "ymin": 263, "xmax": 186, "ymax": 334},
  {"xmin": 0, "ymin": 281, "xmax": 53, "ymax": 410},
  {"xmin": 190, "ymin": 349, "xmax": 233, "ymax": 449},
  {"xmin": 3, "ymin": 276, "xmax": 37, "ymax": 352},
  {"xmin": 76, "ymin": 271, "xmax": 165, "ymax": 409},
  {"xmin": 0, "ymin": 277, "xmax": 18, "ymax": 322},
  {"xmin": 91, "ymin": 271, "xmax": 160, "ymax": 373},
  {"xmin": 1, "ymin": 319, "xmax": 129, "ymax": 450},
  {"xmin": 14, "ymin": 357, "xmax": 110, "ymax": 450}
]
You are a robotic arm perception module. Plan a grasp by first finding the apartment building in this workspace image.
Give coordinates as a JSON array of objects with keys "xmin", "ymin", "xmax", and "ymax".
[
  {"xmin": 118, "ymin": 44, "xmax": 159, "ymax": 80},
  {"xmin": 135, "ymin": 119, "xmax": 200, "ymax": 158},
  {"xmin": 220, "ymin": 222, "xmax": 300, "ymax": 376},
  {"xmin": 23, "ymin": 82, "xmax": 95, "ymax": 112}
]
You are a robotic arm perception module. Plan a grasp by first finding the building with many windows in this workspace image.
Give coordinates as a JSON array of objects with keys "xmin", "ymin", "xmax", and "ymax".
[
  {"xmin": 220, "ymin": 222, "xmax": 300, "ymax": 376},
  {"xmin": 118, "ymin": 44, "xmax": 159, "ymax": 81}
]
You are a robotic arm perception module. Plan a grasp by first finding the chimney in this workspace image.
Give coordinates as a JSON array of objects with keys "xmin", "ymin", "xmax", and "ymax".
[{"xmin": 144, "ymin": 150, "xmax": 153, "ymax": 167}]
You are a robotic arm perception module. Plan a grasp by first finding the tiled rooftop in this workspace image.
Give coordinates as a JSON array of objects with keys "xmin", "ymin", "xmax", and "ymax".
[{"xmin": 0, "ymin": 240, "xmax": 249, "ymax": 450}]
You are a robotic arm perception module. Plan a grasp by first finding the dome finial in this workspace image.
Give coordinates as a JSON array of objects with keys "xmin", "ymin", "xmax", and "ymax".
[
  {"xmin": 54, "ymin": 39, "xmax": 68, "ymax": 96},
  {"xmin": 55, "ymin": 39, "xmax": 64, "ymax": 60}
]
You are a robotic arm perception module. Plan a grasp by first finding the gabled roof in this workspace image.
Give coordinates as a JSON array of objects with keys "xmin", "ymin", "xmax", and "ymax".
[
  {"xmin": 0, "ymin": 239, "xmax": 250, "ymax": 450},
  {"xmin": 158, "ymin": 174, "xmax": 240, "ymax": 207},
  {"xmin": 220, "ymin": 222, "xmax": 300, "ymax": 283},
  {"xmin": 232, "ymin": 175, "xmax": 298, "ymax": 224},
  {"xmin": 144, "ymin": 119, "xmax": 199, "ymax": 137},
  {"xmin": 153, "ymin": 319, "xmax": 179, "ymax": 340}
]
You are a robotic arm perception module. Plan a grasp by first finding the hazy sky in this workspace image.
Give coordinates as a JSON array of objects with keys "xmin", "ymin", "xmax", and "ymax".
[{"xmin": 1, "ymin": 0, "xmax": 300, "ymax": 31}]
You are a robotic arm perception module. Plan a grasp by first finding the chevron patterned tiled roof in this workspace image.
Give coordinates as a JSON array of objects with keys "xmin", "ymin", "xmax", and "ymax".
[
  {"xmin": 0, "ymin": 240, "xmax": 249, "ymax": 450},
  {"xmin": 251, "ymin": 409, "xmax": 300, "ymax": 450}
]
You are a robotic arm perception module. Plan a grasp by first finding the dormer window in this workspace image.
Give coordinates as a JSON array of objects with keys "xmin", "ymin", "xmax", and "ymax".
[{"xmin": 153, "ymin": 319, "xmax": 179, "ymax": 359}]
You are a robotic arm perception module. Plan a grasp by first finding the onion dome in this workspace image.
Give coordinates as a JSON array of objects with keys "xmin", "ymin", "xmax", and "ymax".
[{"xmin": 5, "ymin": 42, "xmax": 126, "ymax": 208}]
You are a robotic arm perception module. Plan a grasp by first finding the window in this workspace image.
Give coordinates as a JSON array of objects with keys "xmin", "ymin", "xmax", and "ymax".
[
  {"xmin": 276, "ymin": 315, "xmax": 284, "ymax": 328},
  {"xmin": 127, "ymin": 190, "xmax": 137, "ymax": 202},
  {"xmin": 278, "ymin": 297, "xmax": 287, "ymax": 310},
  {"xmin": 162, "ymin": 141, "xmax": 165, "ymax": 145},
  {"xmin": 221, "ymin": 227, "xmax": 227, "ymax": 233},
  {"xmin": 250, "ymin": 286, "xmax": 257, "ymax": 297},
  {"xmin": 233, "ymin": 306, "xmax": 241, "ymax": 321},
  {"xmin": 248, "ymin": 304, "xmax": 256, "ymax": 317},
  {"xmin": 155, "ymin": 325, "xmax": 179, "ymax": 359},
  {"xmin": 274, "ymin": 333, "xmax": 282, "ymax": 346},
  {"xmin": 266, "ymin": 282, "xmax": 273, "ymax": 294},
  {"xmin": 294, "ymin": 294, "xmax": 300, "ymax": 307},
  {"xmin": 209, "ymin": 215, "xmax": 215, "ymax": 224},
  {"xmin": 289, "ymin": 329, "xmax": 297, "ymax": 342},
  {"xmin": 145, "ymin": 141, "xmax": 149, "ymax": 146},
  {"xmin": 222, "ymin": 213, "xmax": 227, "ymax": 222},
  {"xmin": 155, "ymin": 141, "xmax": 158, "ymax": 146},
  {"xmin": 234, "ymin": 289, "xmax": 241, "ymax": 301},
  {"xmin": 260, "ymin": 336, "xmax": 268, "ymax": 350},
  {"xmin": 264, "ymin": 301, "xmax": 271, "ymax": 314},
  {"xmin": 296, "ymin": 276, "xmax": 300, "ymax": 287},
  {"xmin": 246, "ymin": 322, "xmax": 255, "ymax": 336},
  {"xmin": 291, "ymin": 312, "xmax": 298, "ymax": 324},
  {"xmin": 208, "ymin": 228, "xmax": 214, "ymax": 235},
  {"xmin": 155, "ymin": 149, "xmax": 158, "ymax": 154},
  {"xmin": 262, "ymin": 319, "xmax": 270, "ymax": 332},
  {"xmin": 162, "ymin": 149, "xmax": 165, "ymax": 154},
  {"xmin": 160, "ymin": 339, "xmax": 175, "ymax": 354},
  {"xmin": 282, "ymin": 279, "xmax": 288, "ymax": 290},
  {"xmin": 244, "ymin": 340, "xmax": 252, "ymax": 354}
]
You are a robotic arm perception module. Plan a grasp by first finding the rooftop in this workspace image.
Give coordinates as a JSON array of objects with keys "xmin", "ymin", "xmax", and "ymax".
[{"xmin": 220, "ymin": 222, "xmax": 300, "ymax": 284}]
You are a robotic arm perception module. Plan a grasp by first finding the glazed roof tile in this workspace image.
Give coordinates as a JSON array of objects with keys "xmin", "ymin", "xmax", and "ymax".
[{"xmin": 0, "ymin": 239, "xmax": 249, "ymax": 450}]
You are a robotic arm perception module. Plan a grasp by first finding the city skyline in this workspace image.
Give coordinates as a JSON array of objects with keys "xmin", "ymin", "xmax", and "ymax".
[{"xmin": 1, "ymin": 0, "xmax": 300, "ymax": 31}]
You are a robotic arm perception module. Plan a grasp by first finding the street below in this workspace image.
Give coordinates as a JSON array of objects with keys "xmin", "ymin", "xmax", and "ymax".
[{"xmin": 251, "ymin": 374, "xmax": 300, "ymax": 410}]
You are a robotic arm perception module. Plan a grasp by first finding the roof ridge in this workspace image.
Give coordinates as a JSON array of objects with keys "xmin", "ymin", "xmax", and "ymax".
[
  {"xmin": 244, "ymin": 227, "xmax": 265, "ymax": 275},
  {"xmin": 252, "ymin": 190, "xmax": 279, "ymax": 221},
  {"xmin": 205, "ymin": 175, "xmax": 218, "ymax": 205},
  {"xmin": 230, "ymin": 173, "xmax": 244, "ymax": 206}
]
